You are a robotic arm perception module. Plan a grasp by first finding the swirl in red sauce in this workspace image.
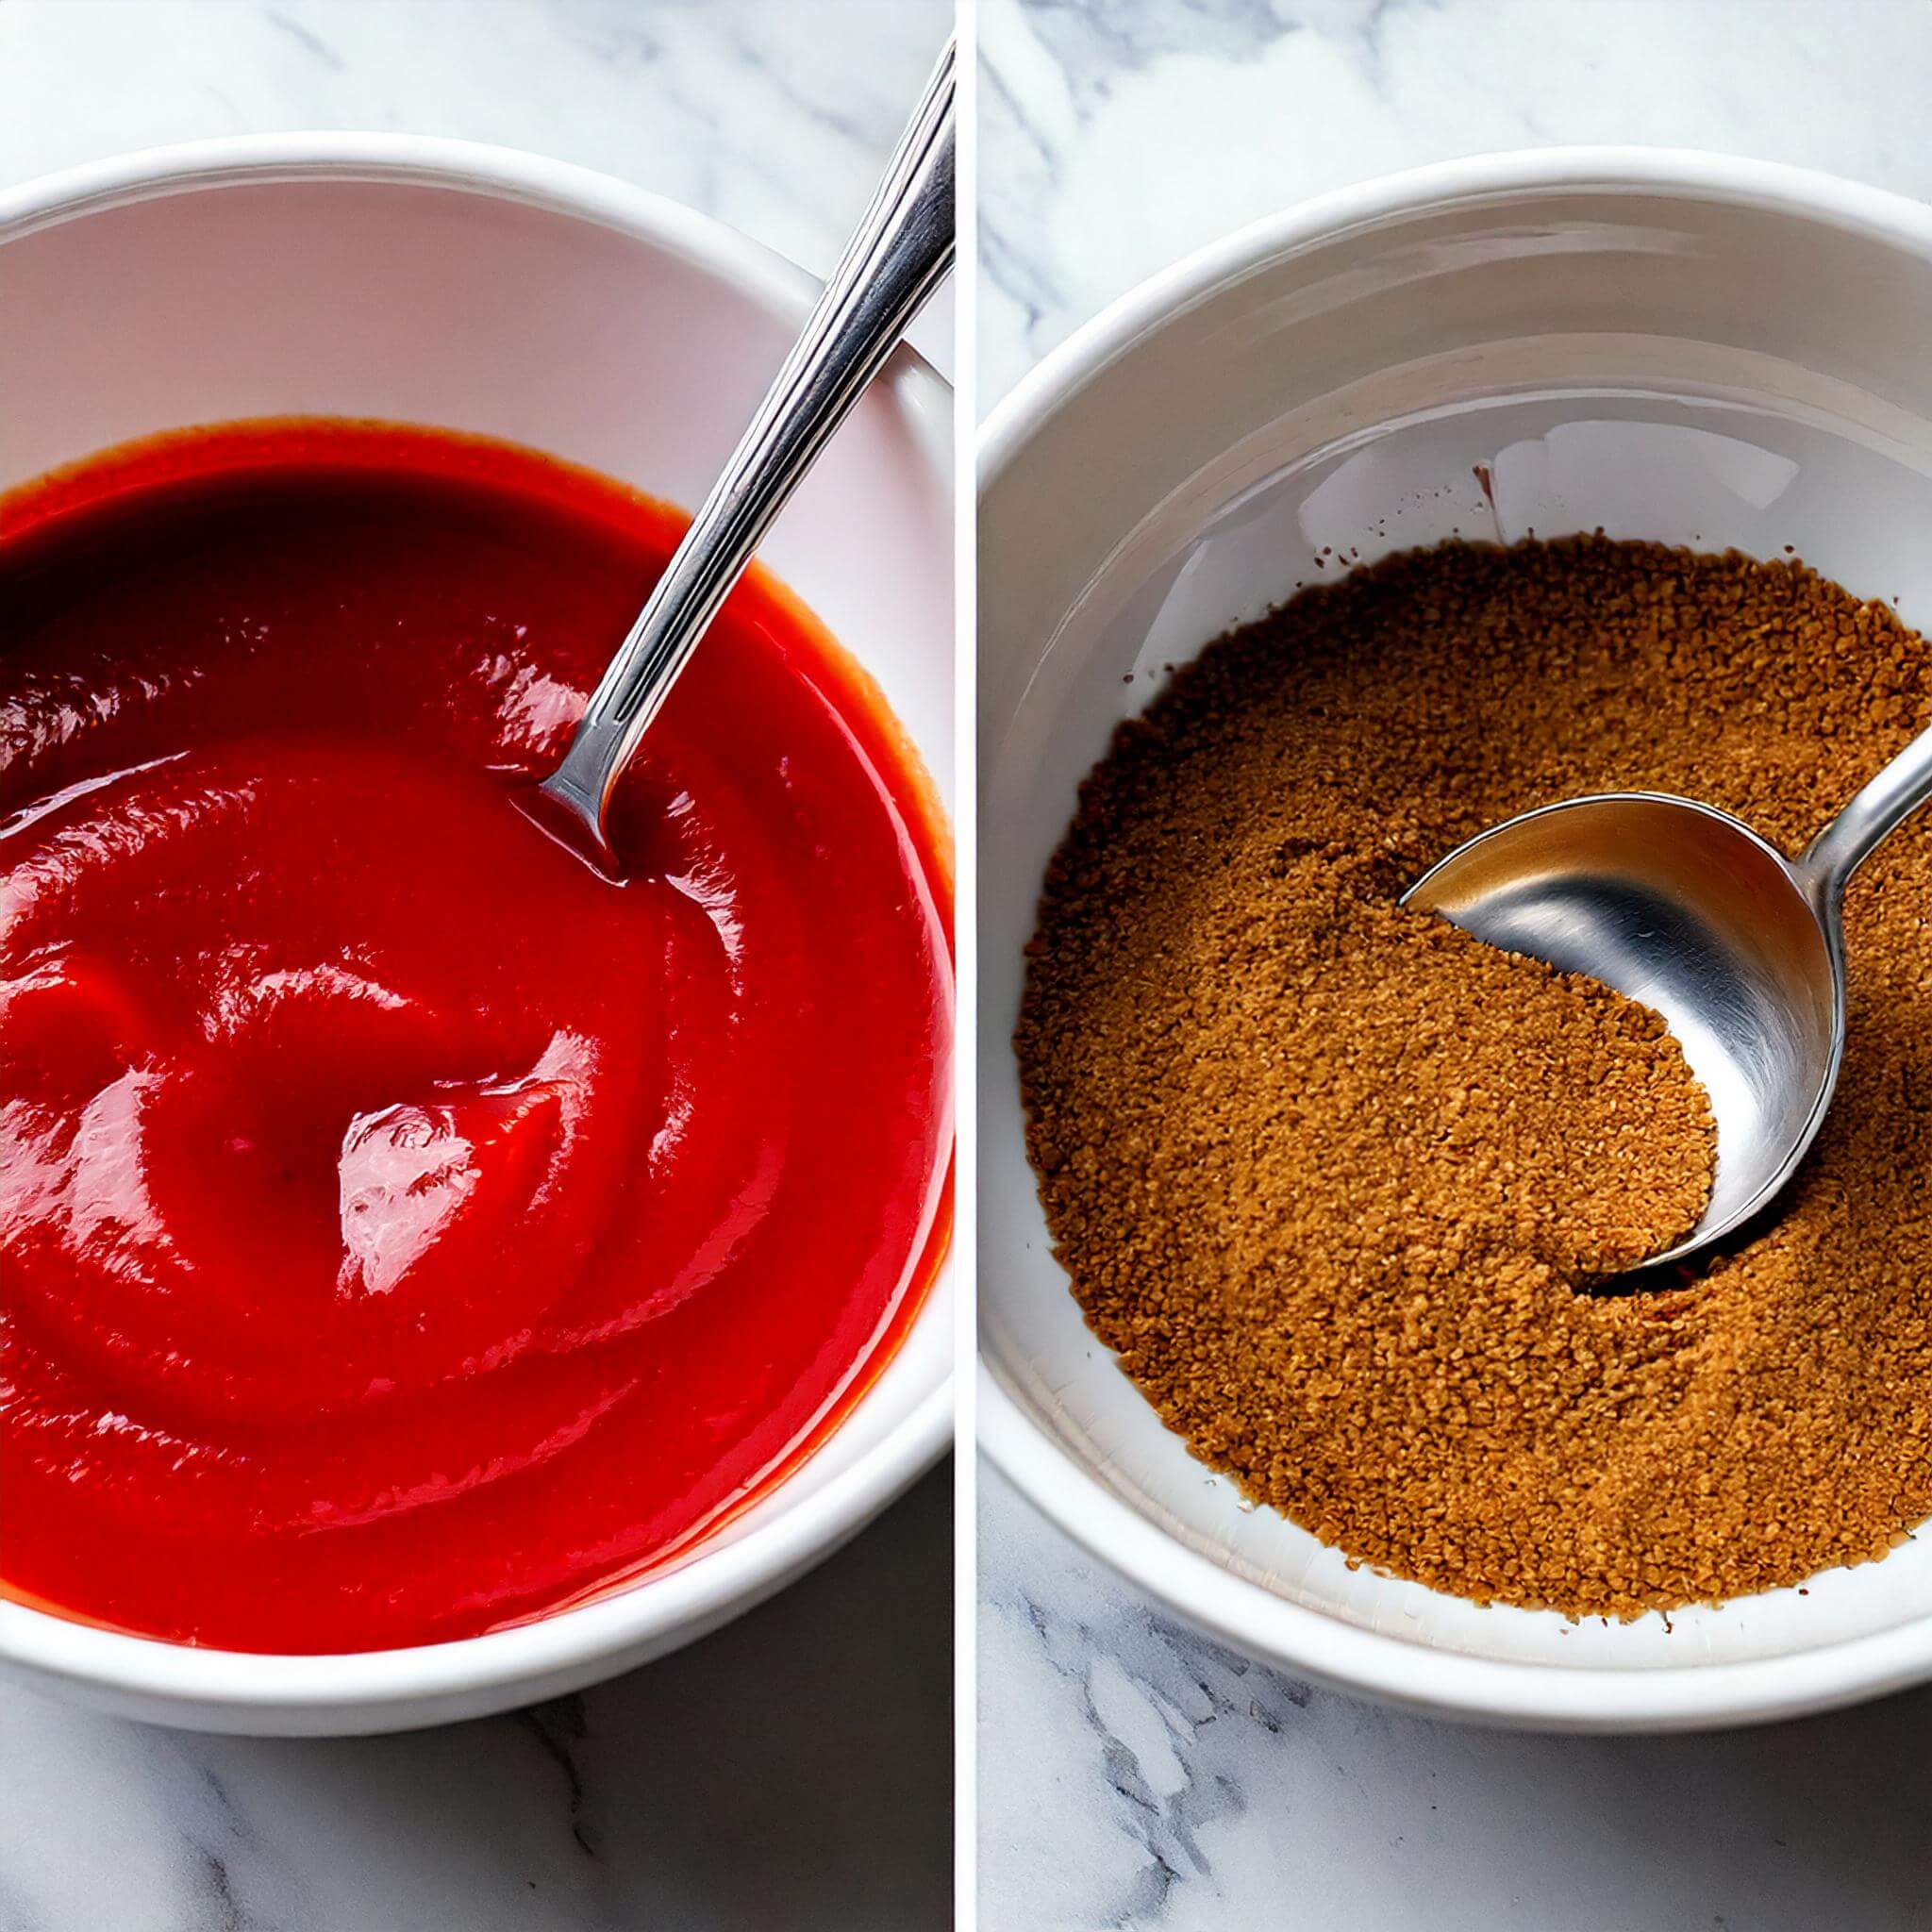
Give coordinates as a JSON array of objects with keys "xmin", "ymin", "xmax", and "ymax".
[{"xmin": 0, "ymin": 423, "xmax": 951, "ymax": 1653}]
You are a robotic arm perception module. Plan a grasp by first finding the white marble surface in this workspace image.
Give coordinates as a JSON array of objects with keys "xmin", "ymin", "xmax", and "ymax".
[
  {"xmin": 980, "ymin": 0, "xmax": 1932, "ymax": 409},
  {"xmin": 977, "ymin": 3, "xmax": 1932, "ymax": 1927},
  {"xmin": 0, "ymin": 0, "xmax": 953, "ymax": 379},
  {"xmin": 981, "ymin": 1468, "xmax": 1932, "ymax": 1931},
  {"xmin": 0, "ymin": 4, "xmax": 951, "ymax": 1929},
  {"xmin": 4, "ymin": 1469, "xmax": 949, "ymax": 1932}
]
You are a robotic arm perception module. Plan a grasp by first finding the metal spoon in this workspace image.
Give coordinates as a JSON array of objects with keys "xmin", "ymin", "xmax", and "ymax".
[
  {"xmin": 534, "ymin": 39, "xmax": 955, "ymax": 872},
  {"xmin": 1403, "ymin": 724, "xmax": 1932, "ymax": 1274}
]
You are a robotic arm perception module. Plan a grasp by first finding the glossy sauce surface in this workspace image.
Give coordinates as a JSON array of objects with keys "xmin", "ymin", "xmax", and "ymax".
[{"xmin": 0, "ymin": 424, "xmax": 951, "ymax": 1653}]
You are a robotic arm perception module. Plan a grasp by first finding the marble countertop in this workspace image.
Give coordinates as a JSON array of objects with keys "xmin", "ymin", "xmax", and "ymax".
[
  {"xmin": 977, "ymin": 2, "xmax": 1932, "ymax": 1928},
  {"xmin": 7, "ymin": 1470, "xmax": 949, "ymax": 1932},
  {"xmin": 980, "ymin": 0, "xmax": 1932, "ymax": 409},
  {"xmin": 0, "ymin": 4, "xmax": 952, "ymax": 1929}
]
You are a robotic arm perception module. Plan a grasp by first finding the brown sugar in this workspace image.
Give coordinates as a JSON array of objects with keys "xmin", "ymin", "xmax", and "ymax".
[{"xmin": 1017, "ymin": 535, "xmax": 1932, "ymax": 1619}]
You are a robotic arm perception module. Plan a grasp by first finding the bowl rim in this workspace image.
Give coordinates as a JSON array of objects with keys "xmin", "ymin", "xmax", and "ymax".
[
  {"xmin": 977, "ymin": 143, "xmax": 1932, "ymax": 1732},
  {"xmin": 0, "ymin": 131, "xmax": 953, "ymax": 1721}
]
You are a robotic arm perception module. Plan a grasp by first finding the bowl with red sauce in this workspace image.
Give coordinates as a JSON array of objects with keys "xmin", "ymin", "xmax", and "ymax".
[{"xmin": 0, "ymin": 137, "xmax": 953, "ymax": 1732}]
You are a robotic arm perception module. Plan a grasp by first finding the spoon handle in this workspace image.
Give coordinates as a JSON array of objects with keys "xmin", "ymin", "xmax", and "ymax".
[
  {"xmin": 1799, "ymin": 718, "xmax": 1932, "ymax": 909},
  {"xmin": 541, "ymin": 38, "xmax": 956, "ymax": 841}
]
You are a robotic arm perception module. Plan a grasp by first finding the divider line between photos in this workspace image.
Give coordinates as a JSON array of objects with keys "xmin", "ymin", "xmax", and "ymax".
[{"xmin": 953, "ymin": 1, "xmax": 981, "ymax": 1921}]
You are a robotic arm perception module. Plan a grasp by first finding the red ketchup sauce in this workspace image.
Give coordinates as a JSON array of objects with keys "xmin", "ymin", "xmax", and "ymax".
[{"xmin": 0, "ymin": 423, "xmax": 951, "ymax": 1653}]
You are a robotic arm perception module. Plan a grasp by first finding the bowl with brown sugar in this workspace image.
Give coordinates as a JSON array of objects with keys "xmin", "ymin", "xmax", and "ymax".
[{"xmin": 979, "ymin": 149, "xmax": 1932, "ymax": 1729}]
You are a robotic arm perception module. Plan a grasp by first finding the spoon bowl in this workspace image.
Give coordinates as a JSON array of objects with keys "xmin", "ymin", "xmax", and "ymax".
[
  {"xmin": 1404, "ymin": 691, "xmax": 1932, "ymax": 1272},
  {"xmin": 1403, "ymin": 793, "xmax": 1840, "ymax": 1271}
]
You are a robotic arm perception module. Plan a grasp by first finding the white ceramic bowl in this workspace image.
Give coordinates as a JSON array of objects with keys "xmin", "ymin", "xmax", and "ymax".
[
  {"xmin": 0, "ymin": 135, "xmax": 953, "ymax": 1734},
  {"xmin": 980, "ymin": 148, "xmax": 1932, "ymax": 1732}
]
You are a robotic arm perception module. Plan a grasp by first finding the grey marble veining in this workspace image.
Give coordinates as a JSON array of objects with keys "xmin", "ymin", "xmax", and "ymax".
[
  {"xmin": 0, "ymin": 0, "xmax": 953, "ymax": 376},
  {"xmin": 977, "ymin": 2, "xmax": 1932, "ymax": 1926},
  {"xmin": 0, "ymin": 4, "xmax": 952, "ymax": 1929},
  {"xmin": 3, "ymin": 1467, "xmax": 949, "ymax": 1932},
  {"xmin": 982, "ymin": 1470, "xmax": 1932, "ymax": 1931},
  {"xmin": 979, "ymin": 0, "xmax": 1932, "ymax": 409}
]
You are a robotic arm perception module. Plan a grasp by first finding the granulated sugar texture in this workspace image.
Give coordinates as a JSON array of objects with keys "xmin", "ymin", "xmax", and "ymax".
[{"xmin": 1018, "ymin": 536, "xmax": 1932, "ymax": 1619}]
